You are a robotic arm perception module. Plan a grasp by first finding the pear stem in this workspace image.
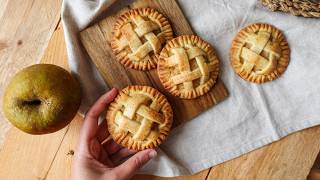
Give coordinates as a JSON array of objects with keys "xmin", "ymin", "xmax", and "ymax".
[{"xmin": 22, "ymin": 99, "xmax": 41, "ymax": 106}]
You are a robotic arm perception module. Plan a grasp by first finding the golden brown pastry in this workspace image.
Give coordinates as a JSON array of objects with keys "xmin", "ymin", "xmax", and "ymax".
[
  {"xmin": 230, "ymin": 23, "xmax": 290, "ymax": 83},
  {"xmin": 111, "ymin": 8, "xmax": 173, "ymax": 71},
  {"xmin": 106, "ymin": 85, "xmax": 173, "ymax": 150},
  {"xmin": 157, "ymin": 35, "xmax": 220, "ymax": 99}
]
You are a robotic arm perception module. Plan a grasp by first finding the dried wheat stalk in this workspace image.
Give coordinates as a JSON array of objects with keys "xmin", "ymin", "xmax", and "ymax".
[{"xmin": 261, "ymin": 0, "xmax": 320, "ymax": 18}]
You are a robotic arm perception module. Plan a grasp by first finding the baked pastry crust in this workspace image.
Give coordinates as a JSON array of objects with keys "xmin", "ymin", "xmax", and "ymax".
[
  {"xmin": 106, "ymin": 86, "xmax": 173, "ymax": 150},
  {"xmin": 230, "ymin": 23, "xmax": 290, "ymax": 83},
  {"xmin": 157, "ymin": 35, "xmax": 220, "ymax": 99},
  {"xmin": 111, "ymin": 8, "xmax": 173, "ymax": 71}
]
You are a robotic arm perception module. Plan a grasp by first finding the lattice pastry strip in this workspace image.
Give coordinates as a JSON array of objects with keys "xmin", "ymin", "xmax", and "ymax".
[
  {"xmin": 230, "ymin": 23, "xmax": 290, "ymax": 83},
  {"xmin": 107, "ymin": 86, "xmax": 173, "ymax": 150},
  {"xmin": 111, "ymin": 8, "xmax": 173, "ymax": 70},
  {"xmin": 168, "ymin": 47, "xmax": 216, "ymax": 87},
  {"xmin": 119, "ymin": 94, "xmax": 164, "ymax": 140},
  {"xmin": 158, "ymin": 35, "xmax": 220, "ymax": 99},
  {"xmin": 114, "ymin": 112, "xmax": 159, "ymax": 141}
]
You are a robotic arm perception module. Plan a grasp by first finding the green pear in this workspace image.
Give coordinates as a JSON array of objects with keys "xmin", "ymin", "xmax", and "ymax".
[{"xmin": 3, "ymin": 64, "xmax": 82, "ymax": 134}]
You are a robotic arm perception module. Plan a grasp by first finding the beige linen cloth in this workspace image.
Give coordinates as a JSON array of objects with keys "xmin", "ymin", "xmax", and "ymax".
[{"xmin": 60, "ymin": 0, "xmax": 320, "ymax": 177}]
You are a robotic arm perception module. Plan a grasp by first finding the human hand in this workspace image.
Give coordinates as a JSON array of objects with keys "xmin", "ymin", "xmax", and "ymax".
[{"xmin": 72, "ymin": 88, "xmax": 157, "ymax": 180}]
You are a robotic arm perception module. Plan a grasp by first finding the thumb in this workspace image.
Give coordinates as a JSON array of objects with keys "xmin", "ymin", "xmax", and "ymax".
[{"xmin": 114, "ymin": 149, "xmax": 157, "ymax": 179}]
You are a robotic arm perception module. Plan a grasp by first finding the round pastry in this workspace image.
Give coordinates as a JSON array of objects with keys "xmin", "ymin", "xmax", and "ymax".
[
  {"xmin": 157, "ymin": 35, "xmax": 220, "ymax": 99},
  {"xmin": 230, "ymin": 23, "xmax": 290, "ymax": 83},
  {"xmin": 106, "ymin": 85, "xmax": 173, "ymax": 150},
  {"xmin": 111, "ymin": 8, "xmax": 174, "ymax": 71}
]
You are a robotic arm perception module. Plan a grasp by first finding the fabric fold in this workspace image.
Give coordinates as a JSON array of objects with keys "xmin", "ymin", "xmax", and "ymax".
[{"xmin": 61, "ymin": 0, "xmax": 320, "ymax": 177}]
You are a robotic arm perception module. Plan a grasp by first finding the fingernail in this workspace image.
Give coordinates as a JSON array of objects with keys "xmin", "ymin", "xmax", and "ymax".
[{"xmin": 148, "ymin": 150, "xmax": 157, "ymax": 159}]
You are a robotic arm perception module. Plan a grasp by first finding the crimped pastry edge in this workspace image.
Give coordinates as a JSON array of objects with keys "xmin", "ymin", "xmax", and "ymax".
[
  {"xmin": 111, "ymin": 8, "xmax": 174, "ymax": 71},
  {"xmin": 230, "ymin": 23, "xmax": 290, "ymax": 84},
  {"xmin": 158, "ymin": 35, "xmax": 220, "ymax": 99},
  {"xmin": 106, "ymin": 85, "xmax": 173, "ymax": 150}
]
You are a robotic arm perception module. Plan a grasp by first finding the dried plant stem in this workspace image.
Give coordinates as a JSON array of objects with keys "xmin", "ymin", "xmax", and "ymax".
[{"xmin": 261, "ymin": 0, "xmax": 320, "ymax": 18}]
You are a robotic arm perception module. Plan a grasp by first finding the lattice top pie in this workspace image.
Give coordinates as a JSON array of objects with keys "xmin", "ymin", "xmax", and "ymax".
[
  {"xmin": 158, "ymin": 35, "xmax": 220, "ymax": 99},
  {"xmin": 106, "ymin": 86, "xmax": 173, "ymax": 150},
  {"xmin": 111, "ymin": 8, "xmax": 173, "ymax": 71},
  {"xmin": 230, "ymin": 23, "xmax": 290, "ymax": 83}
]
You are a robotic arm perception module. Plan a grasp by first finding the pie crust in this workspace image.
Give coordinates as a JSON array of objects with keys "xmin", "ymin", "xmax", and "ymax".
[
  {"xmin": 157, "ymin": 35, "xmax": 220, "ymax": 99},
  {"xmin": 230, "ymin": 23, "xmax": 290, "ymax": 83},
  {"xmin": 106, "ymin": 86, "xmax": 173, "ymax": 150},
  {"xmin": 111, "ymin": 8, "xmax": 173, "ymax": 71}
]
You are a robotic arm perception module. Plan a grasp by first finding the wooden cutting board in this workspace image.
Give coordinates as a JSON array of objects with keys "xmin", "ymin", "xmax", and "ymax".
[
  {"xmin": 80, "ymin": 0, "xmax": 228, "ymax": 127},
  {"xmin": 0, "ymin": 2, "xmax": 320, "ymax": 178}
]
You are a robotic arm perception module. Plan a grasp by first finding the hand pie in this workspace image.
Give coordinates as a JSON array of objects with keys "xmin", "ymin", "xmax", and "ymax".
[
  {"xmin": 111, "ymin": 8, "xmax": 173, "ymax": 71},
  {"xmin": 230, "ymin": 23, "xmax": 290, "ymax": 83},
  {"xmin": 106, "ymin": 86, "xmax": 173, "ymax": 150},
  {"xmin": 157, "ymin": 35, "xmax": 220, "ymax": 99}
]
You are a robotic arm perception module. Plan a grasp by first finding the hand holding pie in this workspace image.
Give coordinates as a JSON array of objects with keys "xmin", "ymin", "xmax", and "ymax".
[{"xmin": 106, "ymin": 86, "xmax": 173, "ymax": 150}]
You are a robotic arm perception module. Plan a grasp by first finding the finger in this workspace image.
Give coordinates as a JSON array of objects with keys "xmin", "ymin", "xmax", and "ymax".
[
  {"xmin": 97, "ymin": 120, "xmax": 109, "ymax": 142},
  {"xmin": 81, "ymin": 88, "xmax": 118, "ymax": 141},
  {"xmin": 110, "ymin": 148, "xmax": 137, "ymax": 165},
  {"xmin": 103, "ymin": 140, "xmax": 122, "ymax": 155},
  {"xmin": 86, "ymin": 88, "xmax": 118, "ymax": 120},
  {"xmin": 114, "ymin": 149, "xmax": 157, "ymax": 179}
]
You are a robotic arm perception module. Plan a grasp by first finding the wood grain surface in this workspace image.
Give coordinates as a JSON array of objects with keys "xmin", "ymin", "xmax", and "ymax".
[
  {"xmin": 0, "ymin": 23, "xmax": 70, "ymax": 180},
  {"xmin": 0, "ymin": 0, "xmax": 62, "ymax": 147},
  {"xmin": 80, "ymin": 0, "xmax": 228, "ymax": 127},
  {"xmin": 207, "ymin": 126, "xmax": 320, "ymax": 180},
  {"xmin": 0, "ymin": 0, "xmax": 320, "ymax": 180}
]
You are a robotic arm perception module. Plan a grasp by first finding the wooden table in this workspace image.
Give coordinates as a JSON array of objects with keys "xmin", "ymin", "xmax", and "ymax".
[{"xmin": 0, "ymin": 0, "xmax": 320, "ymax": 179}]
